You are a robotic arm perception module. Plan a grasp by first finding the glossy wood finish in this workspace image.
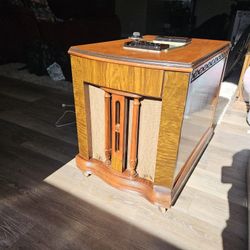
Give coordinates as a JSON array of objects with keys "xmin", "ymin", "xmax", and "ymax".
[
  {"xmin": 73, "ymin": 58, "xmax": 164, "ymax": 98},
  {"xmin": 69, "ymin": 35, "xmax": 230, "ymax": 71},
  {"xmin": 129, "ymin": 98, "xmax": 140, "ymax": 177},
  {"xmin": 104, "ymin": 91, "xmax": 111, "ymax": 165},
  {"xmin": 111, "ymin": 94, "xmax": 127, "ymax": 172},
  {"xmin": 154, "ymin": 71, "xmax": 190, "ymax": 188},
  {"xmin": 69, "ymin": 37, "xmax": 230, "ymax": 208},
  {"xmin": 76, "ymin": 155, "xmax": 172, "ymax": 208},
  {"xmin": 71, "ymin": 56, "xmax": 91, "ymax": 159},
  {"xmin": 102, "ymin": 87, "xmax": 141, "ymax": 99}
]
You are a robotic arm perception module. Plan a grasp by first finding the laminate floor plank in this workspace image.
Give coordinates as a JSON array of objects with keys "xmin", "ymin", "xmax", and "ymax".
[
  {"xmin": 0, "ymin": 76, "xmax": 77, "ymax": 146},
  {"xmin": 0, "ymin": 82, "xmax": 44, "ymax": 102},
  {"xmin": 0, "ymin": 74, "xmax": 248, "ymax": 249},
  {"xmin": 0, "ymin": 151, "xmax": 63, "ymax": 201},
  {"xmin": 0, "ymin": 203, "xmax": 35, "ymax": 249},
  {"xmin": 0, "ymin": 109, "xmax": 77, "ymax": 145},
  {"xmin": 0, "ymin": 120, "xmax": 77, "ymax": 162},
  {"xmin": 0, "ymin": 94, "xmax": 30, "ymax": 113},
  {"xmin": 1, "ymin": 181, "xmax": 178, "ymax": 250},
  {"xmin": 45, "ymin": 161, "xmax": 245, "ymax": 250},
  {"xmin": 0, "ymin": 76, "xmax": 82, "ymax": 249}
]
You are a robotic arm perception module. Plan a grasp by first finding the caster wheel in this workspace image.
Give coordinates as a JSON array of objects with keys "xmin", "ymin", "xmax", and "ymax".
[
  {"xmin": 158, "ymin": 206, "xmax": 167, "ymax": 214},
  {"xmin": 82, "ymin": 171, "xmax": 91, "ymax": 177}
]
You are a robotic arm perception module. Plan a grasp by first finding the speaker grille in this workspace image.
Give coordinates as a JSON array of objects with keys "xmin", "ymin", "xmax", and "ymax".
[
  {"xmin": 127, "ymin": 98, "xmax": 162, "ymax": 181},
  {"xmin": 88, "ymin": 84, "xmax": 105, "ymax": 161},
  {"xmin": 87, "ymin": 84, "xmax": 162, "ymax": 182}
]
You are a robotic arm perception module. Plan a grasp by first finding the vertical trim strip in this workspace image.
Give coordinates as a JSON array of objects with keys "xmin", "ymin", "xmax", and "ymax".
[{"xmin": 154, "ymin": 71, "xmax": 190, "ymax": 188}]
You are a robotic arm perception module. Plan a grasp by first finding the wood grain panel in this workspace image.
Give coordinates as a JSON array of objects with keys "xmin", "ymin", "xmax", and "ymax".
[
  {"xmin": 111, "ymin": 94, "xmax": 127, "ymax": 172},
  {"xmin": 154, "ymin": 71, "xmax": 190, "ymax": 188},
  {"xmin": 71, "ymin": 56, "xmax": 91, "ymax": 159},
  {"xmin": 128, "ymin": 98, "xmax": 140, "ymax": 176},
  {"xmin": 80, "ymin": 58, "xmax": 164, "ymax": 98},
  {"xmin": 104, "ymin": 91, "xmax": 111, "ymax": 164}
]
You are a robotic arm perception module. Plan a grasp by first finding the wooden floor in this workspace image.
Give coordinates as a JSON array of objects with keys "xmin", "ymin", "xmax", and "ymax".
[
  {"xmin": 0, "ymin": 76, "xmax": 78, "ymax": 248},
  {"xmin": 0, "ymin": 76, "xmax": 249, "ymax": 249}
]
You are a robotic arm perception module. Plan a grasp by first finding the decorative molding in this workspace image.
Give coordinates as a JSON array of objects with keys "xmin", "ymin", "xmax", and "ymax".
[
  {"xmin": 191, "ymin": 52, "xmax": 227, "ymax": 82},
  {"xmin": 76, "ymin": 155, "xmax": 172, "ymax": 208},
  {"xmin": 69, "ymin": 43, "xmax": 229, "ymax": 72},
  {"xmin": 69, "ymin": 48, "xmax": 192, "ymax": 69}
]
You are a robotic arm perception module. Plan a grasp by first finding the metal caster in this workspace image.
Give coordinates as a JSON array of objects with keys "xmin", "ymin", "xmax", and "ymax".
[
  {"xmin": 82, "ymin": 171, "xmax": 91, "ymax": 177},
  {"xmin": 158, "ymin": 206, "xmax": 167, "ymax": 214}
]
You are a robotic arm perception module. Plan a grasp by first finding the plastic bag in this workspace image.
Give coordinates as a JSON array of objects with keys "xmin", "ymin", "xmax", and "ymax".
[{"xmin": 47, "ymin": 62, "xmax": 65, "ymax": 81}]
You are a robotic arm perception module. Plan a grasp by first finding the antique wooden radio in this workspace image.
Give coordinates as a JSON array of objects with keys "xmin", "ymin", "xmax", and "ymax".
[{"xmin": 68, "ymin": 36, "xmax": 230, "ymax": 211}]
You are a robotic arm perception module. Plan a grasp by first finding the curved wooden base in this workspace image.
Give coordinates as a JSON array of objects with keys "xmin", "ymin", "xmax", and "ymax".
[{"xmin": 76, "ymin": 155, "xmax": 171, "ymax": 208}]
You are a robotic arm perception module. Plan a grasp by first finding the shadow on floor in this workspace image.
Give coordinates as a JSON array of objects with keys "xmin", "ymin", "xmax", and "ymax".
[
  {"xmin": 221, "ymin": 149, "xmax": 249, "ymax": 250},
  {"xmin": 0, "ymin": 180, "xmax": 179, "ymax": 249},
  {"xmin": 0, "ymin": 75, "xmax": 78, "ymax": 199}
]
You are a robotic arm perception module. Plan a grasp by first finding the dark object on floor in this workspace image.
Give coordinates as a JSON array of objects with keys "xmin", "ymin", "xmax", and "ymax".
[{"xmin": 24, "ymin": 40, "xmax": 72, "ymax": 80}]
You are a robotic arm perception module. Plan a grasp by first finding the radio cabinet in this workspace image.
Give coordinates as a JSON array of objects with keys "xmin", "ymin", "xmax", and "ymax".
[{"xmin": 68, "ymin": 36, "xmax": 230, "ymax": 210}]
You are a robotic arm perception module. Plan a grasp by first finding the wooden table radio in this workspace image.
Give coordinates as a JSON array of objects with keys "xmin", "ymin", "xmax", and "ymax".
[{"xmin": 68, "ymin": 35, "xmax": 230, "ymax": 211}]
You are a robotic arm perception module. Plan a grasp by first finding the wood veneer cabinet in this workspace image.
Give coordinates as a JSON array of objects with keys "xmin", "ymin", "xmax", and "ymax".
[{"xmin": 68, "ymin": 36, "xmax": 230, "ymax": 211}]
